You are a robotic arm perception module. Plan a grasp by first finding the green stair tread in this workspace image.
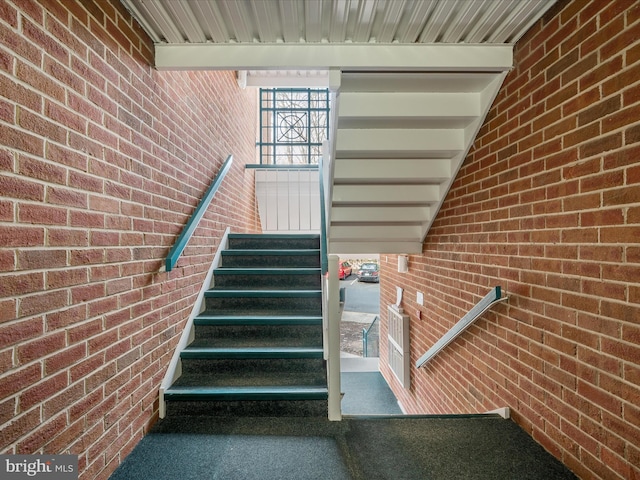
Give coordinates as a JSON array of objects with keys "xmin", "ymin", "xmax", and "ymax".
[
  {"xmin": 164, "ymin": 387, "xmax": 327, "ymax": 401},
  {"xmin": 205, "ymin": 289, "xmax": 321, "ymax": 297},
  {"xmin": 214, "ymin": 268, "xmax": 321, "ymax": 275},
  {"xmin": 200, "ymin": 308, "xmax": 321, "ymax": 316},
  {"xmin": 187, "ymin": 338, "xmax": 322, "ymax": 349},
  {"xmin": 166, "ymin": 233, "xmax": 326, "ymax": 417},
  {"xmin": 194, "ymin": 315, "xmax": 322, "ymax": 326},
  {"xmin": 228, "ymin": 233, "xmax": 320, "ymax": 240},
  {"xmin": 222, "ymin": 249, "xmax": 320, "ymax": 256},
  {"xmin": 181, "ymin": 346, "xmax": 324, "ymax": 359},
  {"xmin": 173, "ymin": 371, "xmax": 326, "ymax": 388},
  {"xmin": 164, "ymin": 385, "xmax": 328, "ymax": 401}
]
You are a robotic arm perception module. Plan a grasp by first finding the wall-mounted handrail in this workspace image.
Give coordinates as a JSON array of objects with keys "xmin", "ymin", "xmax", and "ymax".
[
  {"xmin": 416, "ymin": 286, "xmax": 507, "ymax": 368},
  {"xmin": 163, "ymin": 155, "xmax": 233, "ymax": 272}
]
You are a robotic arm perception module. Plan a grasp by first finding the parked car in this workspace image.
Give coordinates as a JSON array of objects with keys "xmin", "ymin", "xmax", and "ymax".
[
  {"xmin": 339, "ymin": 261, "xmax": 352, "ymax": 280},
  {"xmin": 357, "ymin": 263, "xmax": 380, "ymax": 282}
]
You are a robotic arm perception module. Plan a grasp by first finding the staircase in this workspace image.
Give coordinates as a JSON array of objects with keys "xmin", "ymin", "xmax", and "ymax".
[
  {"xmin": 163, "ymin": 233, "xmax": 328, "ymax": 417},
  {"xmin": 328, "ymin": 71, "xmax": 507, "ymax": 255}
]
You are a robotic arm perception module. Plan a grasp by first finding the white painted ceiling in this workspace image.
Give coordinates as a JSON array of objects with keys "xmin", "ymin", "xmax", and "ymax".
[{"xmin": 120, "ymin": 0, "xmax": 556, "ymax": 254}]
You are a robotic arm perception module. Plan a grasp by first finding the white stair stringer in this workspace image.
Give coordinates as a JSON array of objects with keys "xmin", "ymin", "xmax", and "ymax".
[{"xmin": 329, "ymin": 71, "xmax": 508, "ymax": 255}]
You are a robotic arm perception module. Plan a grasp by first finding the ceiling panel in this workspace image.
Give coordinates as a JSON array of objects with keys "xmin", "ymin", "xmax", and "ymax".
[{"xmin": 120, "ymin": 0, "xmax": 556, "ymax": 46}]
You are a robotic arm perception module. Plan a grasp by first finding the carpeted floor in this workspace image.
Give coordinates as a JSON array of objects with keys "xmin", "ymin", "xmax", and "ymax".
[
  {"xmin": 110, "ymin": 415, "xmax": 577, "ymax": 480},
  {"xmin": 109, "ymin": 372, "xmax": 577, "ymax": 480}
]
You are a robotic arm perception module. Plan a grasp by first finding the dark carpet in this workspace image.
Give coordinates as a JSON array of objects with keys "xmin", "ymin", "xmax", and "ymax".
[
  {"xmin": 111, "ymin": 417, "xmax": 350, "ymax": 480},
  {"xmin": 110, "ymin": 372, "xmax": 577, "ymax": 480},
  {"xmin": 110, "ymin": 415, "xmax": 576, "ymax": 480}
]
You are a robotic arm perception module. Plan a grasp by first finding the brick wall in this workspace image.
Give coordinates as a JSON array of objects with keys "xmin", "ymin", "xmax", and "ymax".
[
  {"xmin": 380, "ymin": 1, "xmax": 640, "ymax": 479},
  {"xmin": 0, "ymin": 1, "xmax": 259, "ymax": 479}
]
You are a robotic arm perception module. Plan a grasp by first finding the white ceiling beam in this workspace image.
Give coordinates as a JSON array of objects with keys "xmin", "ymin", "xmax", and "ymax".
[
  {"xmin": 339, "ymin": 92, "xmax": 480, "ymax": 118},
  {"xmin": 331, "ymin": 206, "xmax": 431, "ymax": 223},
  {"xmin": 336, "ymin": 129, "xmax": 464, "ymax": 154},
  {"xmin": 154, "ymin": 43, "xmax": 513, "ymax": 71},
  {"xmin": 332, "ymin": 184, "xmax": 441, "ymax": 204},
  {"xmin": 330, "ymin": 225, "xmax": 422, "ymax": 240},
  {"xmin": 334, "ymin": 158, "xmax": 452, "ymax": 183},
  {"xmin": 339, "ymin": 71, "xmax": 498, "ymax": 93},
  {"xmin": 328, "ymin": 241, "xmax": 423, "ymax": 255},
  {"xmin": 243, "ymin": 71, "xmax": 330, "ymax": 87}
]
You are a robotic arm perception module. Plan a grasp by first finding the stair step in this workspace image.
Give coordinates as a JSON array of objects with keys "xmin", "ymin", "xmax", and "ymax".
[
  {"xmin": 188, "ymin": 335, "xmax": 322, "ymax": 349},
  {"xmin": 181, "ymin": 346, "xmax": 324, "ymax": 359},
  {"xmin": 215, "ymin": 268, "xmax": 321, "ymax": 275},
  {"xmin": 213, "ymin": 268, "xmax": 321, "ymax": 289},
  {"xmin": 228, "ymin": 233, "xmax": 320, "ymax": 250},
  {"xmin": 191, "ymin": 316, "xmax": 323, "ymax": 347},
  {"xmin": 204, "ymin": 289, "xmax": 322, "ymax": 313},
  {"xmin": 194, "ymin": 315, "xmax": 323, "ymax": 326},
  {"xmin": 200, "ymin": 308, "xmax": 322, "ymax": 317},
  {"xmin": 164, "ymin": 233, "xmax": 327, "ymax": 419},
  {"xmin": 164, "ymin": 386, "xmax": 328, "ymax": 402},
  {"xmin": 173, "ymin": 370, "xmax": 326, "ymax": 387},
  {"xmin": 180, "ymin": 356, "xmax": 326, "ymax": 377},
  {"xmin": 205, "ymin": 290, "xmax": 322, "ymax": 297},
  {"xmin": 221, "ymin": 249, "xmax": 321, "ymax": 268}
]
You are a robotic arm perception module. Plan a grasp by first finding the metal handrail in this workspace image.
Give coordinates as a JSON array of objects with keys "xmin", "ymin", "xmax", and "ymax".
[
  {"xmin": 362, "ymin": 315, "xmax": 379, "ymax": 358},
  {"xmin": 415, "ymin": 286, "xmax": 507, "ymax": 368},
  {"xmin": 163, "ymin": 155, "xmax": 233, "ymax": 272}
]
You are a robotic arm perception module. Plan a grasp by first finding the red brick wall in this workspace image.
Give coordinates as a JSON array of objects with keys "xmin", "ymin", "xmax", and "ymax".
[
  {"xmin": 380, "ymin": 1, "xmax": 640, "ymax": 479},
  {"xmin": 0, "ymin": 1, "xmax": 259, "ymax": 478}
]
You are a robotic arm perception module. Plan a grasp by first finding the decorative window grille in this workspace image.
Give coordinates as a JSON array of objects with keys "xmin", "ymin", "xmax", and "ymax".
[
  {"xmin": 388, "ymin": 306, "xmax": 411, "ymax": 389},
  {"xmin": 258, "ymin": 88, "xmax": 330, "ymax": 165}
]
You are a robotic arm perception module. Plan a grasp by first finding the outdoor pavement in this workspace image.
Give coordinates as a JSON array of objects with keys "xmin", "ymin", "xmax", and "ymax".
[{"xmin": 341, "ymin": 311, "xmax": 377, "ymax": 324}]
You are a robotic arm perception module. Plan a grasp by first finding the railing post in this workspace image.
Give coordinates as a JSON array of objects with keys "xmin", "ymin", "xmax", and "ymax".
[{"xmin": 326, "ymin": 254, "xmax": 341, "ymax": 421}]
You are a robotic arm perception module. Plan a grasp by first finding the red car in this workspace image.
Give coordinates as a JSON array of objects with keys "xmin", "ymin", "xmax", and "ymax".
[{"xmin": 338, "ymin": 261, "xmax": 352, "ymax": 280}]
